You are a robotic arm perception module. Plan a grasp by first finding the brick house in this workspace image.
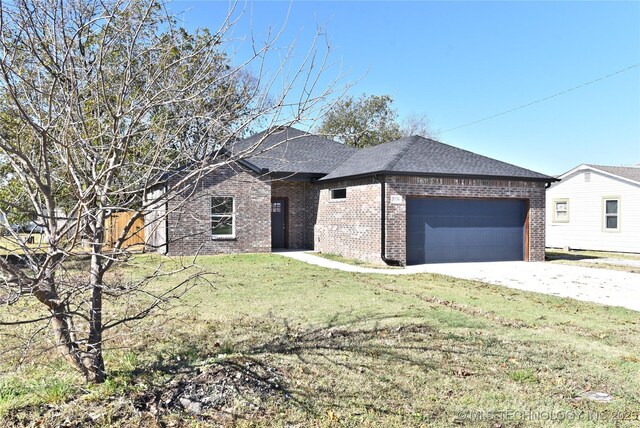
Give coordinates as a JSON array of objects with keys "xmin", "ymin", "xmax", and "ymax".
[{"xmin": 145, "ymin": 127, "xmax": 556, "ymax": 265}]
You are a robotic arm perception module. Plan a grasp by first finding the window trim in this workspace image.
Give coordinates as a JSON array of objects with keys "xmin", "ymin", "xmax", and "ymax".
[
  {"xmin": 330, "ymin": 188, "xmax": 347, "ymax": 201},
  {"xmin": 552, "ymin": 198, "xmax": 570, "ymax": 223},
  {"xmin": 602, "ymin": 196, "xmax": 621, "ymax": 232},
  {"xmin": 211, "ymin": 196, "xmax": 236, "ymax": 239}
]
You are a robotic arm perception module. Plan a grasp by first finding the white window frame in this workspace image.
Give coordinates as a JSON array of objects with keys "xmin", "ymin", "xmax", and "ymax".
[
  {"xmin": 211, "ymin": 196, "xmax": 235, "ymax": 239},
  {"xmin": 552, "ymin": 198, "xmax": 569, "ymax": 223},
  {"xmin": 330, "ymin": 188, "xmax": 347, "ymax": 200},
  {"xmin": 602, "ymin": 197, "xmax": 620, "ymax": 232}
]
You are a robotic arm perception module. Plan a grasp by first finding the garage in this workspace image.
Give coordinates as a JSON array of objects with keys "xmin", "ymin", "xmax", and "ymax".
[{"xmin": 406, "ymin": 198, "xmax": 527, "ymax": 264}]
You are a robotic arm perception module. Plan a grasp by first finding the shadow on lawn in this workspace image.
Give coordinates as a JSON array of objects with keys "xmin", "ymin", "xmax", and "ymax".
[
  {"xmin": 150, "ymin": 314, "xmax": 462, "ymax": 421},
  {"xmin": 184, "ymin": 314, "xmax": 494, "ymax": 420},
  {"xmin": 545, "ymin": 251, "xmax": 600, "ymax": 262},
  {"xmin": 244, "ymin": 314, "xmax": 446, "ymax": 370},
  {"xmin": 6, "ymin": 314, "xmax": 495, "ymax": 426}
]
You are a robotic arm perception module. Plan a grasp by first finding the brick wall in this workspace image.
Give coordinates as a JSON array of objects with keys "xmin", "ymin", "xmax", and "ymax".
[
  {"xmin": 271, "ymin": 180, "xmax": 316, "ymax": 249},
  {"xmin": 166, "ymin": 163, "xmax": 271, "ymax": 255},
  {"xmin": 305, "ymin": 185, "xmax": 320, "ymax": 249},
  {"xmin": 384, "ymin": 175, "xmax": 547, "ymax": 265},
  {"xmin": 161, "ymin": 166, "xmax": 546, "ymax": 264},
  {"xmin": 314, "ymin": 178, "xmax": 383, "ymax": 264}
]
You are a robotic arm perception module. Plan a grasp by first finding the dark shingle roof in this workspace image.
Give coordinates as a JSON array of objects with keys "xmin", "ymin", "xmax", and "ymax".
[
  {"xmin": 320, "ymin": 135, "xmax": 554, "ymax": 182},
  {"xmin": 586, "ymin": 164, "xmax": 640, "ymax": 183},
  {"xmin": 229, "ymin": 127, "xmax": 357, "ymax": 175}
]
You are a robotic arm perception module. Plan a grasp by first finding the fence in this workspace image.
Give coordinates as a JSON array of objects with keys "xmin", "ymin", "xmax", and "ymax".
[{"xmin": 105, "ymin": 212, "xmax": 145, "ymax": 250}]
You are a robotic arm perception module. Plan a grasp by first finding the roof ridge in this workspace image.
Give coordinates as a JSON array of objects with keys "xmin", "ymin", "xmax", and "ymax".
[{"xmin": 384, "ymin": 137, "xmax": 415, "ymax": 171}]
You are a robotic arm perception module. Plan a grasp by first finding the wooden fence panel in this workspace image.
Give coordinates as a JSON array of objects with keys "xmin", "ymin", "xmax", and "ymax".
[{"xmin": 105, "ymin": 212, "xmax": 144, "ymax": 250}]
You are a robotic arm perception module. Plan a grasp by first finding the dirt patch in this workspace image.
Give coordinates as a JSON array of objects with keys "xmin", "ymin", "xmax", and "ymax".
[{"xmin": 133, "ymin": 357, "xmax": 286, "ymax": 418}]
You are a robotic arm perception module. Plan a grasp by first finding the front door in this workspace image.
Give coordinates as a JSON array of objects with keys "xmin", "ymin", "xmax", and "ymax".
[{"xmin": 271, "ymin": 198, "xmax": 287, "ymax": 249}]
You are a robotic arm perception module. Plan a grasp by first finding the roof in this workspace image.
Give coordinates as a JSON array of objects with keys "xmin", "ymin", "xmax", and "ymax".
[
  {"xmin": 319, "ymin": 135, "xmax": 555, "ymax": 182},
  {"xmin": 229, "ymin": 127, "xmax": 357, "ymax": 175},
  {"xmin": 585, "ymin": 164, "xmax": 640, "ymax": 184}
]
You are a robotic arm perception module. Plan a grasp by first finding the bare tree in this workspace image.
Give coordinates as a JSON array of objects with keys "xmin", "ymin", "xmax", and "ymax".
[
  {"xmin": 401, "ymin": 113, "xmax": 432, "ymax": 139},
  {"xmin": 0, "ymin": 0, "xmax": 342, "ymax": 383}
]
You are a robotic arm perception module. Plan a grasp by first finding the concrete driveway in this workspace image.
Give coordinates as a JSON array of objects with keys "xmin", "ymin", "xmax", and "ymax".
[{"xmin": 277, "ymin": 251, "xmax": 640, "ymax": 312}]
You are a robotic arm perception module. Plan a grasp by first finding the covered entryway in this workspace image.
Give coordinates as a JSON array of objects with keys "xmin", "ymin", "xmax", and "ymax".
[
  {"xmin": 271, "ymin": 198, "xmax": 288, "ymax": 249},
  {"xmin": 406, "ymin": 198, "xmax": 527, "ymax": 264}
]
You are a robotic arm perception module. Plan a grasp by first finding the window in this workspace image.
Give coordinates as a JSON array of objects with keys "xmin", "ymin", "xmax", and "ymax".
[
  {"xmin": 211, "ymin": 197, "xmax": 235, "ymax": 238},
  {"xmin": 584, "ymin": 172, "xmax": 591, "ymax": 182},
  {"xmin": 330, "ymin": 188, "xmax": 347, "ymax": 200},
  {"xmin": 603, "ymin": 198, "xmax": 620, "ymax": 231},
  {"xmin": 552, "ymin": 198, "xmax": 569, "ymax": 223}
]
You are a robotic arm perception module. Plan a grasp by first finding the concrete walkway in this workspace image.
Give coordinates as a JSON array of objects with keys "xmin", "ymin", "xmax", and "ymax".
[{"xmin": 275, "ymin": 251, "xmax": 640, "ymax": 312}]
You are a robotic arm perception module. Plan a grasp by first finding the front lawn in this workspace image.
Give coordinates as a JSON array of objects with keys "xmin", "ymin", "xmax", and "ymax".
[{"xmin": 1, "ymin": 254, "xmax": 639, "ymax": 427}]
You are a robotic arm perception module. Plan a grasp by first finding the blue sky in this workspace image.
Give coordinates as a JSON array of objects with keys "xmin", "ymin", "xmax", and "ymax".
[{"xmin": 174, "ymin": 1, "xmax": 640, "ymax": 175}]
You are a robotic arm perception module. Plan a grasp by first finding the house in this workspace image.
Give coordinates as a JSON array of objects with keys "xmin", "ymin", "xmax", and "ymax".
[
  {"xmin": 546, "ymin": 164, "xmax": 640, "ymax": 253},
  {"xmin": 145, "ymin": 127, "xmax": 556, "ymax": 265}
]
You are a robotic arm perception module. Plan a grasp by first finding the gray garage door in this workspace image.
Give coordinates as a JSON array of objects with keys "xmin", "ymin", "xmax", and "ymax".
[{"xmin": 406, "ymin": 198, "xmax": 526, "ymax": 264}]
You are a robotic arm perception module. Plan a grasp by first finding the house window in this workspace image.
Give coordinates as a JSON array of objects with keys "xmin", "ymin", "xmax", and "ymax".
[
  {"xmin": 603, "ymin": 198, "xmax": 620, "ymax": 231},
  {"xmin": 330, "ymin": 188, "xmax": 347, "ymax": 200},
  {"xmin": 552, "ymin": 199, "xmax": 569, "ymax": 223},
  {"xmin": 584, "ymin": 172, "xmax": 591, "ymax": 182},
  {"xmin": 211, "ymin": 197, "xmax": 235, "ymax": 238}
]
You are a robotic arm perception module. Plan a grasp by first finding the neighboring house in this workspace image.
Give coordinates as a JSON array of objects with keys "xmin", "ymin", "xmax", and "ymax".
[
  {"xmin": 546, "ymin": 164, "xmax": 640, "ymax": 253},
  {"xmin": 145, "ymin": 127, "xmax": 555, "ymax": 265}
]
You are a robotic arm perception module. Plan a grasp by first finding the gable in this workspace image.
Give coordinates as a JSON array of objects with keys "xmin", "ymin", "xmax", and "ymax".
[
  {"xmin": 555, "ymin": 164, "xmax": 640, "ymax": 187},
  {"xmin": 586, "ymin": 164, "xmax": 640, "ymax": 185},
  {"xmin": 547, "ymin": 167, "xmax": 640, "ymax": 200}
]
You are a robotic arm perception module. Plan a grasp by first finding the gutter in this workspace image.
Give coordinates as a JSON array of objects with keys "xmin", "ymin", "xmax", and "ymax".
[{"xmin": 378, "ymin": 175, "xmax": 402, "ymax": 266}]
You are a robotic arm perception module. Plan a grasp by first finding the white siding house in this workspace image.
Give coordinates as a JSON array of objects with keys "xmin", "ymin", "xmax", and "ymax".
[{"xmin": 546, "ymin": 164, "xmax": 640, "ymax": 253}]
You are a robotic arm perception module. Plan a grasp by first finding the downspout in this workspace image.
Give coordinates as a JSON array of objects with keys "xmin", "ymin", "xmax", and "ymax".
[{"xmin": 378, "ymin": 176, "xmax": 402, "ymax": 266}]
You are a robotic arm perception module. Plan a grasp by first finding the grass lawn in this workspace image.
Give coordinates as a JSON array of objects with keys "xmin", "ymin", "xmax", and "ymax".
[
  {"xmin": 546, "ymin": 249, "xmax": 640, "ymax": 274},
  {"xmin": 0, "ymin": 234, "xmax": 48, "ymax": 256},
  {"xmin": 1, "ymin": 254, "xmax": 639, "ymax": 427}
]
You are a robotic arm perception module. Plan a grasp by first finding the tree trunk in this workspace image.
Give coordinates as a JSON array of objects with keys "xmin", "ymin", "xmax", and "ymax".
[
  {"xmin": 83, "ymin": 279, "xmax": 106, "ymax": 383},
  {"xmin": 50, "ymin": 309, "xmax": 89, "ymax": 378},
  {"xmin": 34, "ymin": 277, "xmax": 89, "ymax": 378},
  {"xmin": 84, "ymin": 220, "xmax": 107, "ymax": 383}
]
